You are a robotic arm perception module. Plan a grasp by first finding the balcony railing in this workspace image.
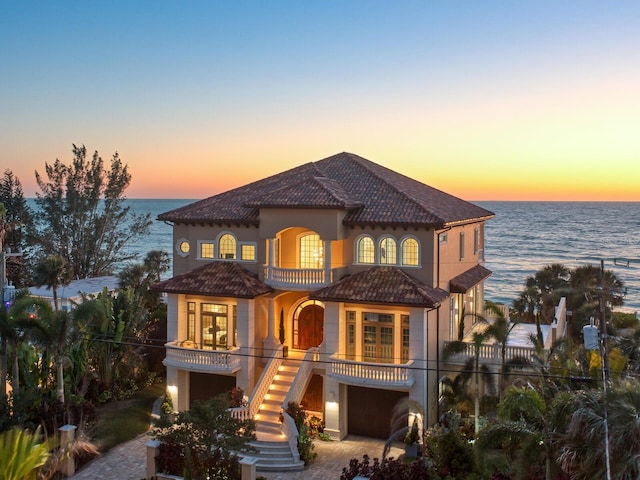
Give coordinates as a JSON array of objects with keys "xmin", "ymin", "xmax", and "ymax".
[
  {"xmin": 443, "ymin": 341, "xmax": 538, "ymax": 365},
  {"xmin": 163, "ymin": 342, "xmax": 241, "ymax": 374},
  {"xmin": 263, "ymin": 266, "xmax": 342, "ymax": 290},
  {"xmin": 328, "ymin": 354, "xmax": 415, "ymax": 389}
]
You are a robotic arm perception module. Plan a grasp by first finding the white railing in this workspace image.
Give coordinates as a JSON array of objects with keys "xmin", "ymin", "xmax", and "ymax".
[
  {"xmin": 230, "ymin": 344, "xmax": 283, "ymax": 421},
  {"xmin": 262, "ymin": 266, "xmax": 341, "ymax": 289},
  {"xmin": 328, "ymin": 355, "xmax": 415, "ymax": 388},
  {"xmin": 280, "ymin": 347, "xmax": 319, "ymax": 464},
  {"xmin": 163, "ymin": 342, "xmax": 241, "ymax": 373},
  {"xmin": 443, "ymin": 340, "xmax": 538, "ymax": 364}
]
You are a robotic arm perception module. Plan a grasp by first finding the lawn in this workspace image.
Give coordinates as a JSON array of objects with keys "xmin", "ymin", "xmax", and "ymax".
[{"xmin": 91, "ymin": 382, "xmax": 165, "ymax": 452}]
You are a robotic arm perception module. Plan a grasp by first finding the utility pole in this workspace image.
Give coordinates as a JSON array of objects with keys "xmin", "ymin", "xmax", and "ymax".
[{"xmin": 598, "ymin": 259, "xmax": 611, "ymax": 480}]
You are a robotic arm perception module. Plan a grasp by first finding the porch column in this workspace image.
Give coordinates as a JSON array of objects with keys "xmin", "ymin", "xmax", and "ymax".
[
  {"xmin": 263, "ymin": 297, "xmax": 279, "ymax": 356},
  {"xmin": 323, "ymin": 239, "xmax": 331, "ymax": 283}
]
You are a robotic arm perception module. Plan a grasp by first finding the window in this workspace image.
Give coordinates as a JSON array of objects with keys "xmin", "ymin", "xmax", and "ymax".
[
  {"xmin": 187, "ymin": 302, "xmax": 196, "ymax": 341},
  {"xmin": 201, "ymin": 303, "xmax": 228, "ymax": 350},
  {"xmin": 439, "ymin": 232, "xmax": 448, "ymax": 244},
  {"xmin": 459, "ymin": 232, "xmax": 465, "ymax": 260},
  {"xmin": 473, "ymin": 228, "xmax": 478, "ymax": 255},
  {"xmin": 346, "ymin": 310, "xmax": 356, "ymax": 359},
  {"xmin": 240, "ymin": 243, "xmax": 256, "ymax": 261},
  {"xmin": 379, "ymin": 236, "xmax": 397, "ymax": 265},
  {"xmin": 356, "ymin": 236, "xmax": 375, "ymax": 264},
  {"xmin": 363, "ymin": 312, "xmax": 394, "ymax": 363},
  {"xmin": 199, "ymin": 241, "xmax": 214, "ymax": 259},
  {"xmin": 176, "ymin": 238, "xmax": 190, "ymax": 257},
  {"xmin": 299, "ymin": 233, "xmax": 323, "ymax": 269},
  {"xmin": 400, "ymin": 237, "xmax": 419, "ymax": 266},
  {"xmin": 219, "ymin": 233, "xmax": 236, "ymax": 259},
  {"xmin": 401, "ymin": 315, "xmax": 410, "ymax": 362}
]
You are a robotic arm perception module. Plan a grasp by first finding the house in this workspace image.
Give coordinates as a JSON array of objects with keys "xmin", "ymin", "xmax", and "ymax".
[
  {"xmin": 152, "ymin": 152, "xmax": 494, "ymax": 468},
  {"xmin": 28, "ymin": 276, "xmax": 120, "ymax": 311}
]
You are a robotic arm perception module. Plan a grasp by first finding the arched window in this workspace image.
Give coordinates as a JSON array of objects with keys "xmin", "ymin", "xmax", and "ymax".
[
  {"xmin": 299, "ymin": 233, "xmax": 323, "ymax": 269},
  {"xmin": 356, "ymin": 236, "xmax": 375, "ymax": 264},
  {"xmin": 400, "ymin": 237, "xmax": 419, "ymax": 266},
  {"xmin": 218, "ymin": 233, "xmax": 237, "ymax": 259},
  {"xmin": 379, "ymin": 236, "xmax": 397, "ymax": 265}
]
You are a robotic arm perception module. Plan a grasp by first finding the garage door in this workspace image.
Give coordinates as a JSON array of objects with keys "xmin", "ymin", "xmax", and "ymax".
[{"xmin": 347, "ymin": 386, "xmax": 408, "ymax": 439}]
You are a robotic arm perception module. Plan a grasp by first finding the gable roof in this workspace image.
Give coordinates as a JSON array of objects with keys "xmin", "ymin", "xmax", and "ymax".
[
  {"xmin": 151, "ymin": 262, "xmax": 273, "ymax": 299},
  {"xmin": 158, "ymin": 152, "xmax": 494, "ymax": 229},
  {"xmin": 309, "ymin": 266, "xmax": 449, "ymax": 308}
]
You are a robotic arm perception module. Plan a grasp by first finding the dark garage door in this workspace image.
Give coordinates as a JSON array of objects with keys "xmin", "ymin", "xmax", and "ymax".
[
  {"xmin": 189, "ymin": 372, "xmax": 235, "ymax": 407},
  {"xmin": 347, "ymin": 386, "xmax": 408, "ymax": 439}
]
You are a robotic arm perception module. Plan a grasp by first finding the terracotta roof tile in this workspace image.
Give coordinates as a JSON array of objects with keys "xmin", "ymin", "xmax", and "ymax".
[
  {"xmin": 310, "ymin": 266, "xmax": 449, "ymax": 308},
  {"xmin": 158, "ymin": 152, "xmax": 494, "ymax": 228},
  {"xmin": 449, "ymin": 265, "xmax": 492, "ymax": 293},
  {"xmin": 151, "ymin": 262, "xmax": 272, "ymax": 298}
]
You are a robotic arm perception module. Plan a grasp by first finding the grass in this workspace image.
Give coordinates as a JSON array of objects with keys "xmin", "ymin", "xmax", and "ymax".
[{"xmin": 91, "ymin": 382, "xmax": 165, "ymax": 452}]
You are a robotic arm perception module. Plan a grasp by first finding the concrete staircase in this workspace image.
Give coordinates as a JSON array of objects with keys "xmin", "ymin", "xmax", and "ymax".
[{"xmin": 249, "ymin": 357, "xmax": 305, "ymax": 472}]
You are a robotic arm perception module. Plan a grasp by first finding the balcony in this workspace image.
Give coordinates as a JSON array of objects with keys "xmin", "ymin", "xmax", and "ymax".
[
  {"xmin": 328, "ymin": 354, "xmax": 415, "ymax": 390},
  {"xmin": 262, "ymin": 266, "xmax": 344, "ymax": 290},
  {"xmin": 164, "ymin": 342, "xmax": 241, "ymax": 374}
]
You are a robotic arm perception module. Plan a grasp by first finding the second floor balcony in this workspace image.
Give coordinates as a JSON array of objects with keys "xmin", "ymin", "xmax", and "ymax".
[
  {"xmin": 164, "ymin": 341, "xmax": 242, "ymax": 374},
  {"xmin": 327, "ymin": 354, "xmax": 415, "ymax": 390},
  {"xmin": 263, "ymin": 265, "xmax": 344, "ymax": 290}
]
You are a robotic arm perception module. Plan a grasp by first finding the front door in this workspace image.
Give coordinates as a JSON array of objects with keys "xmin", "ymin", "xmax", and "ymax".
[{"xmin": 297, "ymin": 304, "xmax": 324, "ymax": 350}]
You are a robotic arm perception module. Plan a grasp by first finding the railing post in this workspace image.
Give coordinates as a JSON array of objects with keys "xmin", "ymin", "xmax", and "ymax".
[
  {"xmin": 145, "ymin": 439, "xmax": 161, "ymax": 479},
  {"xmin": 58, "ymin": 424, "xmax": 77, "ymax": 477}
]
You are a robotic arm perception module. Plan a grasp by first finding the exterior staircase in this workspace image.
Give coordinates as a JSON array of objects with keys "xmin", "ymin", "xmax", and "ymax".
[{"xmin": 249, "ymin": 357, "xmax": 305, "ymax": 472}]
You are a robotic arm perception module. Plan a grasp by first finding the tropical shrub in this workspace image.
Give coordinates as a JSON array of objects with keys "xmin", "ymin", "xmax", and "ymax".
[{"xmin": 340, "ymin": 454, "xmax": 436, "ymax": 480}]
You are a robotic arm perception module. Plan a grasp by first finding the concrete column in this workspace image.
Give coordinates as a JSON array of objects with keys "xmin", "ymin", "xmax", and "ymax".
[
  {"xmin": 58, "ymin": 424, "xmax": 77, "ymax": 477},
  {"xmin": 145, "ymin": 439, "xmax": 161, "ymax": 479},
  {"xmin": 240, "ymin": 456, "xmax": 258, "ymax": 480},
  {"xmin": 323, "ymin": 239, "xmax": 331, "ymax": 282}
]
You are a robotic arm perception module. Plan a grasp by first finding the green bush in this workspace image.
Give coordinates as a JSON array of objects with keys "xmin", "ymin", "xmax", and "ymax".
[{"xmin": 612, "ymin": 311, "xmax": 638, "ymax": 329}]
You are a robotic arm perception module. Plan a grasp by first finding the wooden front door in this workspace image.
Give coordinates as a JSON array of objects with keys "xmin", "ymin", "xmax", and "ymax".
[{"xmin": 297, "ymin": 304, "xmax": 324, "ymax": 350}]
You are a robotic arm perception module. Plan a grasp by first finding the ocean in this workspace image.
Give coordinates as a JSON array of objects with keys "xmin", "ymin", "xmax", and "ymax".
[{"xmin": 115, "ymin": 199, "xmax": 640, "ymax": 314}]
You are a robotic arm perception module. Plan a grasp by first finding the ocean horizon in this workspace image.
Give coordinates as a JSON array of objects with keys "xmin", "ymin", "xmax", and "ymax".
[{"xmin": 25, "ymin": 199, "xmax": 640, "ymax": 313}]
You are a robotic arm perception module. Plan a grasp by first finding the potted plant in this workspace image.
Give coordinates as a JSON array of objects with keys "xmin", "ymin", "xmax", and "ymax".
[
  {"xmin": 279, "ymin": 308, "xmax": 288, "ymax": 357},
  {"xmin": 404, "ymin": 417, "xmax": 420, "ymax": 458}
]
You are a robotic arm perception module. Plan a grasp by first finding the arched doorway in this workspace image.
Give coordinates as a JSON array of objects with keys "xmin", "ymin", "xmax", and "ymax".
[{"xmin": 294, "ymin": 301, "xmax": 324, "ymax": 350}]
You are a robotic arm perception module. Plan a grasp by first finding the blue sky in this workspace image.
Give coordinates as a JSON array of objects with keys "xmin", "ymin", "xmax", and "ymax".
[{"xmin": 2, "ymin": 1, "xmax": 639, "ymax": 200}]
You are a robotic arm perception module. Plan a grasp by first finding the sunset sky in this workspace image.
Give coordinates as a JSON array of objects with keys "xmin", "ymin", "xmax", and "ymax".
[{"xmin": 2, "ymin": 1, "xmax": 639, "ymax": 201}]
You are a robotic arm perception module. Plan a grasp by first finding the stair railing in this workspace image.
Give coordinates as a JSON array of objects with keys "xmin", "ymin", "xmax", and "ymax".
[
  {"xmin": 280, "ymin": 346, "xmax": 320, "ymax": 462},
  {"xmin": 230, "ymin": 343, "xmax": 283, "ymax": 421}
]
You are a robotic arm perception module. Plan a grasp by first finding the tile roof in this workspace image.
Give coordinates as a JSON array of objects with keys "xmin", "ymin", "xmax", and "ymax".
[
  {"xmin": 151, "ymin": 262, "xmax": 273, "ymax": 299},
  {"xmin": 449, "ymin": 265, "xmax": 492, "ymax": 293},
  {"xmin": 158, "ymin": 152, "xmax": 494, "ymax": 228},
  {"xmin": 309, "ymin": 266, "xmax": 449, "ymax": 308}
]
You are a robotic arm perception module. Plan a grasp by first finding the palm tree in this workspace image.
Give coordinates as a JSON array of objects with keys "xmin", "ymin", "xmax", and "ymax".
[
  {"xmin": 475, "ymin": 386, "xmax": 556, "ymax": 480},
  {"xmin": 30, "ymin": 299, "xmax": 103, "ymax": 403},
  {"xmin": 0, "ymin": 296, "xmax": 50, "ymax": 396},
  {"xmin": 33, "ymin": 254, "xmax": 71, "ymax": 311},
  {"xmin": 443, "ymin": 331, "xmax": 495, "ymax": 434}
]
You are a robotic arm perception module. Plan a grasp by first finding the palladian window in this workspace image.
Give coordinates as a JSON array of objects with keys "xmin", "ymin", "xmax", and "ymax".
[
  {"xmin": 379, "ymin": 236, "xmax": 397, "ymax": 265},
  {"xmin": 219, "ymin": 233, "xmax": 237, "ymax": 259}
]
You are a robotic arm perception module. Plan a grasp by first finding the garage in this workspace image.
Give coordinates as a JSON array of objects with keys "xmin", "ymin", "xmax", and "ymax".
[{"xmin": 347, "ymin": 385, "xmax": 408, "ymax": 439}]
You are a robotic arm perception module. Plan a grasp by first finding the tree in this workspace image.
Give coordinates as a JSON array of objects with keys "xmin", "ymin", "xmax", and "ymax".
[
  {"xmin": 443, "ymin": 331, "xmax": 496, "ymax": 434},
  {"xmin": 0, "ymin": 170, "xmax": 33, "ymax": 287},
  {"xmin": 33, "ymin": 254, "xmax": 71, "ymax": 311},
  {"xmin": 29, "ymin": 299, "xmax": 103, "ymax": 404},
  {"xmin": 152, "ymin": 395, "xmax": 256, "ymax": 479},
  {"xmin": 475, "ymin": 386, "xmax": 556, "ymax": 480},
  {"xmin": 32, "ymin": 144, "xmax": 152, "ymax": 278}
]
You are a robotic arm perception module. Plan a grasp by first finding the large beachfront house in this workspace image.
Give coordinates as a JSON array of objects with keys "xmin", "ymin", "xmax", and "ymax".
[{"xmin": 153, "ymin": 152, "xmax": 495, "ymax": 468}]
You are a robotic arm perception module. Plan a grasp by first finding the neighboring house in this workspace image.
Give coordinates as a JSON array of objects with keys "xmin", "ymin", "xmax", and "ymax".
[
  {"xmin": 152, "ymin": 152, "xmax": 494, "ymax": 468},
  {"xmin": 28, "ymin": 276, "xmax": 120, "ymax": 311}
]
